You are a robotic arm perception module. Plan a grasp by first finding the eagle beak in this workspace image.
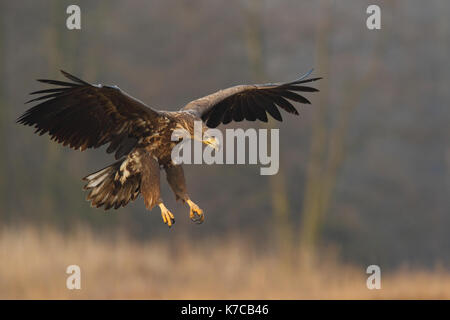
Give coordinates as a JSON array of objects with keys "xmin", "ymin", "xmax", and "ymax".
[{"xmin": 202, "ymin": 136, "xmax": 220, "ymax": 151}]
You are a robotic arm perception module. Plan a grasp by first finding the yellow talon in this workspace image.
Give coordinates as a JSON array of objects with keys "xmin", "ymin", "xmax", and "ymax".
[
  {"xmin": 158, "ymin": 203, "xmax": 175, "ymax": 228},
  {"xmin": 187, "ymin": 199, "xmax": 204, "ymax": 224}
]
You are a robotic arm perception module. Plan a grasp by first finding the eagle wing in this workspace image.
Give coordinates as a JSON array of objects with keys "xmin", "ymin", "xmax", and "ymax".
[
  {"xmin": 182, "ymin": 71, "xmax": 321, "ymax": 128},
  {"xmin": 17, "ymin": 70, "xmax": 162, "ymax": 159}
]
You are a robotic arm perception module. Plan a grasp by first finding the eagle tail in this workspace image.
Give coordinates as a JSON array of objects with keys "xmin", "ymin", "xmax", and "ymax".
[{"xmin": 83, "ymin": 160, "xmax": 140, "ymax": 210}]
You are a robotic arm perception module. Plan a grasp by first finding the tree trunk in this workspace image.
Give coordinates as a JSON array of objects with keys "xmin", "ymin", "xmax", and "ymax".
[
  {"xmin": 244, "ymin": 0, "xmax": 294, "ymax": 264},
  {"xmin": 299, "ymin": 0, "xmax": 387, "ymax": 258}
]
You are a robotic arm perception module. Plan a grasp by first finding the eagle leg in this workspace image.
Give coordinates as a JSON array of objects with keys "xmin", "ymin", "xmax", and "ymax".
[
  {"xmin": 139, "ymin": 150, "xmax": 176, "ymax": 228},
  {"xmin": 187, "ymin": 199, "xmax": 204, "ymax": 224},
  {"xmin": 165, "ymin": 166, "xmax": 205, "ymax": 224},
  {"xmin": 165, "ymin": 165, "xmax": 205, "ymax": 224}
]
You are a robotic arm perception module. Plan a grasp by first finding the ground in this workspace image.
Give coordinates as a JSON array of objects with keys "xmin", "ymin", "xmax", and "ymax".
[{"xmin": 1, "ymin": 227, "xmax": 449, "ymax": 299}]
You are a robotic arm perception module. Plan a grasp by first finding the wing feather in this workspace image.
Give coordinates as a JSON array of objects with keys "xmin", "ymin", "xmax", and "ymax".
[
  {"xmin": 242, "ymin": 96, "xmax": 257, "ymax": 122},
  {"xmin": 232, "ymin": 101, "xmax": 244, "ymax": 122},
  {"xmin": 18, "ymin": 70, "xmax": 161, "ymax": 158},
  {"xmin": 249, "ymin": 95, "xmax": 268, "ymax": 122},
  {"xmin": 182, "ymin": 71, "xmax": 321, "ymax": 128}
]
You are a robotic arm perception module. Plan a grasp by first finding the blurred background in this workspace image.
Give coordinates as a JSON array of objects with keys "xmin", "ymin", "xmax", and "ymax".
[{"xmin": 0, "ymin": 0, "xmax": 449, "ymax": 298}]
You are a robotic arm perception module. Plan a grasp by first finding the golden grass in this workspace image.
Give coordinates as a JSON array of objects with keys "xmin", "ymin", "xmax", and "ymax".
[{"xmin": 0, "ymin": 226, "xmax": 449, "ymax": 299}]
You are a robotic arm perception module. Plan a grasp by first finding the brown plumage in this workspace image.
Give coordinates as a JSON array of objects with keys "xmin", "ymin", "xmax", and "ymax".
[{"xmin": 17, "ymin": 70, "xmax": 321, "ymax": 227}]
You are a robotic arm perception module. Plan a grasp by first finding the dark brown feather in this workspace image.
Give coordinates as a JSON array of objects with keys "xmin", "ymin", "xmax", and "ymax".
[
  {"xmin": 18, "ymin": 70, "xmax": 162, "ymax": 159},
  {"xmin": 255, "ymin": 93, "xmax": 281, "ymax": 121},
  {"xmin": 182, "ymin": 72, "xmax": 321, "ymax": 127},
  {"xmin": 232, "ymin": 102, "xmax": 244, "ymax": 122},
  {"xmin": 242, "ymin": 96, "xmax": 257, "ymax": 122}
]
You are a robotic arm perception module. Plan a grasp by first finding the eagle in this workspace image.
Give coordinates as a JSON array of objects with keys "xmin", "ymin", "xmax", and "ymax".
[{"xmin": 17, "ymin": 70, "xmax": 321, "ymax": 227}]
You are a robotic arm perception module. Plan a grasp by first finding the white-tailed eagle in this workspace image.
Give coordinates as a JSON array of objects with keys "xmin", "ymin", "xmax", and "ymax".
[{"xmin": 17, "ymin": 70, "xmax": 321, "ymax": 227}]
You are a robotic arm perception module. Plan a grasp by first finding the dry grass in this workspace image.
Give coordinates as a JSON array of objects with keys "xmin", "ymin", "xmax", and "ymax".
[{"xmin": 0, "ymin": 226, "xmax": 449, "ymax": 299}]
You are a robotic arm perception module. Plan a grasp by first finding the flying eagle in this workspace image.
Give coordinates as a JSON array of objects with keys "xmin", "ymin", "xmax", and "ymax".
[{"xmin": 17, "ymin": 70, "xmax": 321, "ymax": 227}]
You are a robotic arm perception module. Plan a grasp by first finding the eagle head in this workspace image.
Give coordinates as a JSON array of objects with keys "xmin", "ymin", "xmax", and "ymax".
[{"xmin": 173, "ymin": 114, "xmax": 220, "ymax": 151}]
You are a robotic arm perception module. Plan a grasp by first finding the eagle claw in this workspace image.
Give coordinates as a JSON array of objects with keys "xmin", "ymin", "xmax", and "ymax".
[
  {"xmin": 159, "ymin": 203, "xmax": 175, "ymax": 228},
  {"xmin": 187, "ymin": 199, "xmax": 204, "ymax": 224},
  {"xmin": 190, "ymin": 210, "xmax": 204, "ymax": 224}
]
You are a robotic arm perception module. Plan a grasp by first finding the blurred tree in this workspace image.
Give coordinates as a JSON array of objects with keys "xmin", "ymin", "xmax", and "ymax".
[
  {"xmin": 0, "ymin": 1, "xmax": 6, "ymax": 217},
  {"xmin": 299, "ymin": 0, "xmax": 333, "ymax": 256},
  {"xmin": 38, "ymin": 0, "xmax": 67, "ymax": 224},
  {"xmin": 38, "ymin": 0, "xmax": 87, "ymax": 228},
  {"xmin": 244, "ymin": 0, "xmax": 294, "ymax": 263},
  {"xmin": 299, "ymin": 0, "xmax": 387, "ymax": 256}
]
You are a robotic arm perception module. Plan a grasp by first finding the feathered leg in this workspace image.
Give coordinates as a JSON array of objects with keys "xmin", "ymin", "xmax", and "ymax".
[
  {"xmin": 165, "ymin": 165, "xmax": 204, "ymax": 224},
  {"xmin": 141, "ymin": 152, "xmax": 175, "ymax": 227}
]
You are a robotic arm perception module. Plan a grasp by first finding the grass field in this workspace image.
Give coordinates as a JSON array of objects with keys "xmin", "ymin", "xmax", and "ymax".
[{"xmin": 1, "ymin": 226, "xmax": 449, "ymax": 299}]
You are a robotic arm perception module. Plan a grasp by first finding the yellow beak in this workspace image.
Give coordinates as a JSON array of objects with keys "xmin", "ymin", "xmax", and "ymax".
[{"xmin": 202, "ymin": 136, "xmax": 220, "ymax": 151}]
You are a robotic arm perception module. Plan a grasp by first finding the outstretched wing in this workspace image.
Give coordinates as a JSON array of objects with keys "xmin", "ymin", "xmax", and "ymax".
[
  {"xmin": 17, "ymin": 70, "xmax": 162, "ymax": 159},
  {"xmin": 182, "ymin": 71, "xmax": 321, "ymax": 128}
]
